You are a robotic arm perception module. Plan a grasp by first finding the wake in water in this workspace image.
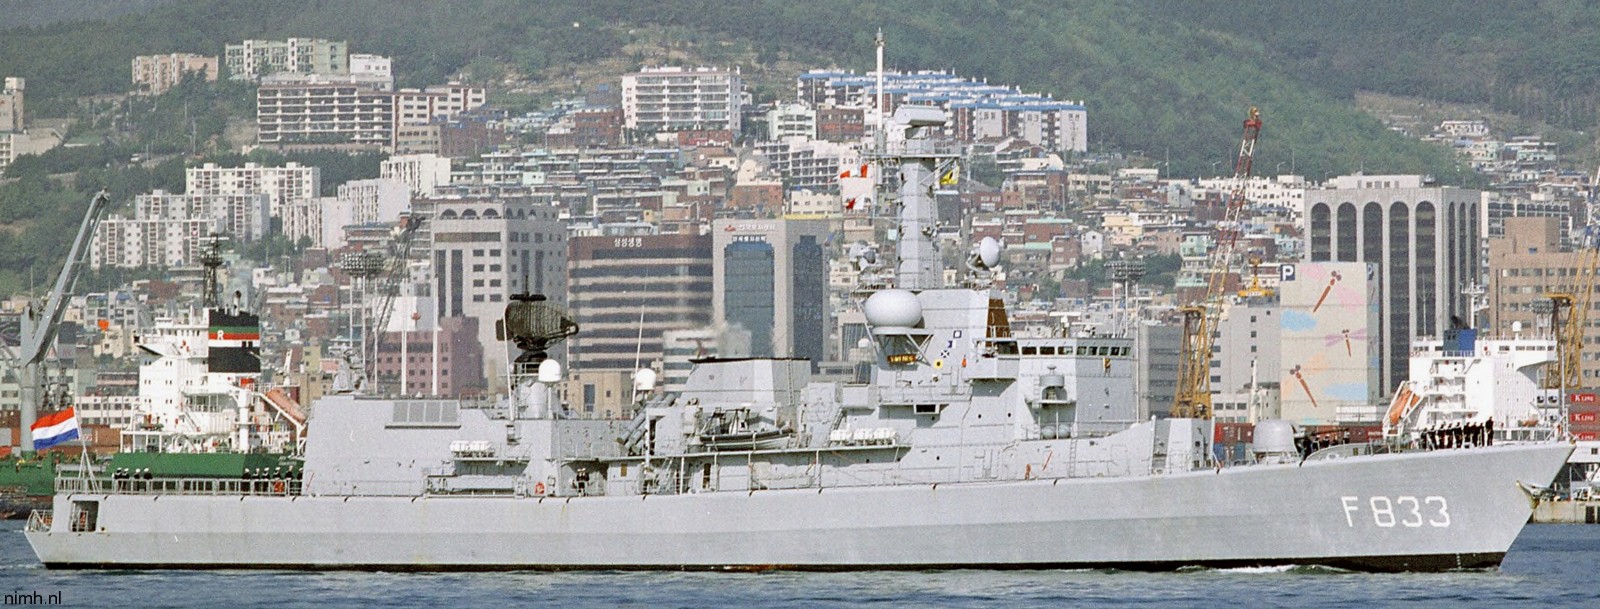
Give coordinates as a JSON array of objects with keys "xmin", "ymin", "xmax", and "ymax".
[{"xmin": 1175, "ymin": 564, "xmax": 1352, "ymax": 575}]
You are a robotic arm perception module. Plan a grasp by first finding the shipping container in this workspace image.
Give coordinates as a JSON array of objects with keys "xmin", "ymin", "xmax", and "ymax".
[
  {"xmin": 1573, "ymin": 412, "xmax": 1600, "ymax": 424},
  {"xmin": 1214, "ymin": 422, "xmax": 1254, "ymax": 444},
  {"xmin": 1574, "ymin": 431, "xmax": 1600, "ymax": 441},
  {"xmin": 1569, "ymin": 392, "xmax": 1599, "ymax": 404}
]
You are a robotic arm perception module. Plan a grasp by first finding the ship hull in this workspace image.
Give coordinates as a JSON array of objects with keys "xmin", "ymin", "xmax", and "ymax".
[{"xmin": 25, "ymin": 443, "xmax": 1571, "ymax": 572}]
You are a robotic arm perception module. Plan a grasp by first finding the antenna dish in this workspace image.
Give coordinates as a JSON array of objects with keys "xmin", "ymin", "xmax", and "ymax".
[{"xmin": 978, "ymin": 237, "xmax": 1002, "ymax": 269}]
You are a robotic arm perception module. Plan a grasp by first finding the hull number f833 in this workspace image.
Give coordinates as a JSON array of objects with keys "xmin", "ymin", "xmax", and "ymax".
[{"xmin": 1340, "ymin": 496, "xmax": 1451, "ymax": 528}]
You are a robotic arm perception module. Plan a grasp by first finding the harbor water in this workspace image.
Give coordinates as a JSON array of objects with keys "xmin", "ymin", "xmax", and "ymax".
[{"xmin": 2, "ymin": 523, "xmax": 1596, "ymax": 608}]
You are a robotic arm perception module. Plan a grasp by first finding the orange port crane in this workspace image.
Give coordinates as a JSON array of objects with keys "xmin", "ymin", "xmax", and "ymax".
[
  {"xmin": 1544, "ymin": 237, "xmax": 1600, "ymax": 392},
  {"xmin": 1173, "ymin": 107, "xmax": 1263, "ymax": 419}
]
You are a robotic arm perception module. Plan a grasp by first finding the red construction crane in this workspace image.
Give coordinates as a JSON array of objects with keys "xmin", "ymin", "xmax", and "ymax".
[{"xmin": 1173, "ymin": 107, "xmax": 1262, "ymax": 419}]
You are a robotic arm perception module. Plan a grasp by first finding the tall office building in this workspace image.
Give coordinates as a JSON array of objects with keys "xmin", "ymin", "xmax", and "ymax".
[
  {"xmin": 1486, "ymin": 217, "xmax": 1600, "ymax": 386},
  {"xmin": 567, "ymin": 233, "xmax": 713, "ymax": 372},
  {"xmin": 711, "ymin": 218, "xmax": 831, "ymax": 364},
  {"xmin": 1210, "ymin": 301, "xmax": 1281, "ymax": 423},
  {"xmin": 426, "ymin": 195, "xmax": 567, "ymax": 390},
  {"xmin": 1305, "ymin": 176, "xmax": 1479, "ymax": 393}
]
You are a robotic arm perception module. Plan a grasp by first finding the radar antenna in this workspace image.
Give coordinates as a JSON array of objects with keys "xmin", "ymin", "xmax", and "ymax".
[{"xmin": 498, "ymin": 293, "xmax": 579, "ymax": 374}]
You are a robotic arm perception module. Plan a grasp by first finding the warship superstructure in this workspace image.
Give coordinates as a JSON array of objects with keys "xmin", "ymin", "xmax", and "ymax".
[{"xmin": 24, "ymin": 107, "xmax": 1572, "ymax": 571}]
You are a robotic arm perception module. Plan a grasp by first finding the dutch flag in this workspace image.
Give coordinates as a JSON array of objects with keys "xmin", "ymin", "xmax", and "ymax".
[{"xmin": 31, "ymin": 407, "xmax": 81, "ymax": 450}]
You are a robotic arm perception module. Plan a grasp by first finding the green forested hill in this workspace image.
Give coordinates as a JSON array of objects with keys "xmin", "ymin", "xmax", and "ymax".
[{"xmin": 4, "ymin": 0, "xmax": 1598, "ymax": 183}]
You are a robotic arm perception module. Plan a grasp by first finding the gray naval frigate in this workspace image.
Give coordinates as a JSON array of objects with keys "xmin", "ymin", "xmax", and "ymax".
[{"xmin": 26, "ymin": 106, "xmax": 1573, "ymax": 572}]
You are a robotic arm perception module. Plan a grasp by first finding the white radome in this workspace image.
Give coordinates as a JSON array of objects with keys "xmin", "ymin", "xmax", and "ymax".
[
  {"xmin": 864, "ymin": 289, "xmax": 923, "ymax": 328},
  {"xmin": 537, "ymin": 359, "xmax": 563, "ymax": 383},
  {"xmin": 978, "ymin": 237, "xmax": 1002, "ymax": 269},
  {"xmin": 633, "ymin": 368, "xmax": 658, "ymax": 392}
]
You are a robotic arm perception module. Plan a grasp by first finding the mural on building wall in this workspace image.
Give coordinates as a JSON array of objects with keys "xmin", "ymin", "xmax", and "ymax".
[{"xmin": 1279, "ymin": 262, "xmax": 1381, "ymax": 424}]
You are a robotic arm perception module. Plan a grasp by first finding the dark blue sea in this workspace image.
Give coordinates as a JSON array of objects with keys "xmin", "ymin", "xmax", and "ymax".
[{"xmin": 1, "ymin": 522, "xmax": 1596, "ymax": 608}]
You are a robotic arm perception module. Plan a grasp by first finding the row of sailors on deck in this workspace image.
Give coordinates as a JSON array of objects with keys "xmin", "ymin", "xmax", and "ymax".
[
  {"xmin": 112, "ymin": 468, "xmax": 152, "ymax": 480},
  {"xmin": 1419, "ymin": 419, "xmax": 1494, "ymax": 450},
  {"xmin": 241, "ymin": 467, "xmax": 302, "ymax": 481}
]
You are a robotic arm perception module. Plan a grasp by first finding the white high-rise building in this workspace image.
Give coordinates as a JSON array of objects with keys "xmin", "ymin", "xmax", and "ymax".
[
  {"xmin": 305, "ymin": 178, "xmax": 411, "ymax": 249},
  {"xmin": 767, "ymin": 102, "xmax": 816, "ymax": 140},
  {"xmin": 622, "ymin": 66, "xmax": 743, "ymax": 133},
  {"xmin": 91, "ymin": 191, "xmax": 270, "ymax": 269},
  {"xmin": 134, "ymin": 190, "xmax": 270, "ymax": 242},
  {"xmin": 281, "ymin": 197, "xmax": 330, "ymax": 249},
  {"xmin": 91, "ymin": 217, "xmax": 221, "ymax": 269},
  {"xmin": 381, "ymin": 154, "xmax": 453, "ymax": 197},
  {"xmin": 347, "ymin": 54, "xmax": 394, "ymax": 90},
  {"xmin": 186, "ymin": 162, "xmax": 321, "ymax": 221}
]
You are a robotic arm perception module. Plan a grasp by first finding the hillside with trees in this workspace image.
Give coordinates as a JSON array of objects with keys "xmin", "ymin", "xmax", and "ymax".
[
  {"xmin": 5, "ymin": 0, "xmax": 1569, "ymax": 178},
  {"xmin": 2, "ymin": 0, "xmax": 1597, "ymax": 291}
]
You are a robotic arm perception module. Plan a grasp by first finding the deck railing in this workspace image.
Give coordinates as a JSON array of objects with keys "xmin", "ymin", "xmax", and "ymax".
[
  {"xmin": 25, "ymin": 509, "xmax": 51, "ymax": 533},
  {"xmin": 56, "ymin": 477, "xmax": 302, "ymax": 497}
]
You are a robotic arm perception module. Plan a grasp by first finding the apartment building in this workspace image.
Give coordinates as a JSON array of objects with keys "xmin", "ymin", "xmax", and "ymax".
[
  {"xmin": 256, "ymin": 79, "xmax": 396, "ymax": 150},
  {"xmin": 91, "ymin": 217, "xmax": 220, "ymax": 268},
  {"xmin": 257, "ymin": 79, "xmax": 485, "ymax": 151},
  {"xmin": 0, "ymin": 77, "xmax": 22, "ymax": 132},
  {"xmin": 797, "ymin": 70, "xmax": 1088, "ymax": 152},
  {"xmin": 186, "ymin": 161, "xmax": 321, "ymax": 220},
  {"xmin": 622, "ymin": 66, "xmax": 743, "ymax": 133},
  {"xmin": 225, "ymin": 38, "xmax": 348, "ymax": 81},
  {"xmin": 131, "ymin": 53, "xmax": 219, "ymax": 95}
]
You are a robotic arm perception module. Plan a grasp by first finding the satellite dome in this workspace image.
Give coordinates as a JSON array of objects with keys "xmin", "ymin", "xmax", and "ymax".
[
  {"xmin": 537, "ymin": 359, "xmax": 563, "ymax": 383},
  {"xmin": 978, "ymin": 237, "xmax": 1002, "ymax": 269},
  {"xmin": 633, "ymin": 368, "xmax": 658, "ymax": 393},
  {"xmin": 864, "ymin": 289, "xmax": 922, "ymax": 328}
]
